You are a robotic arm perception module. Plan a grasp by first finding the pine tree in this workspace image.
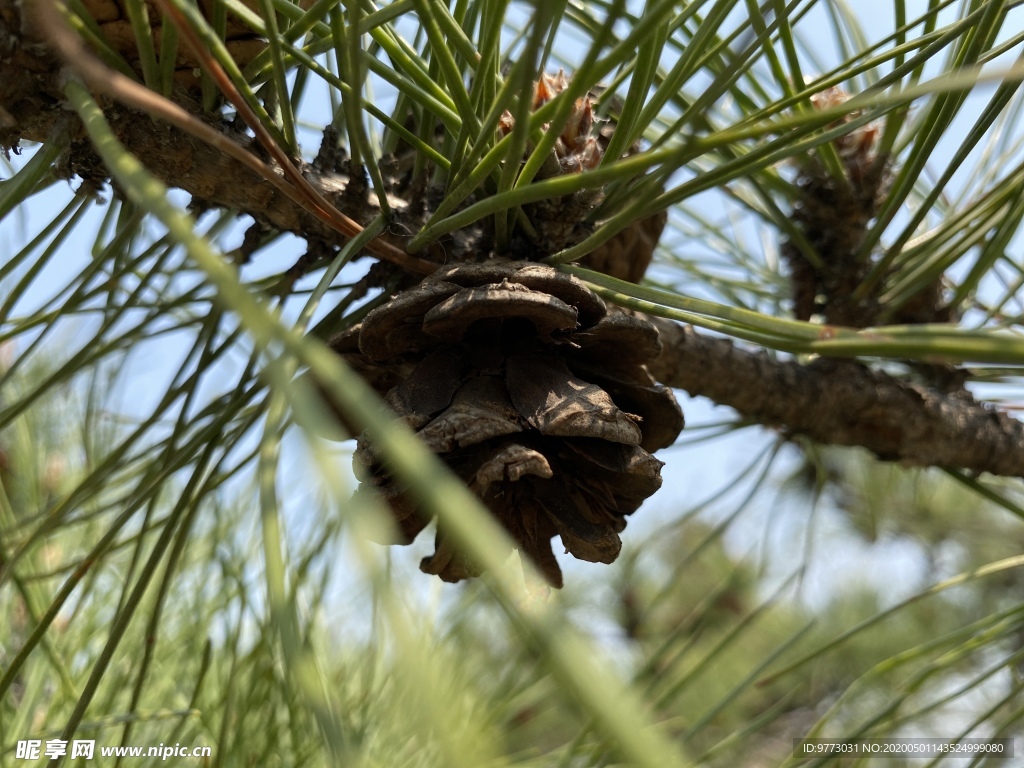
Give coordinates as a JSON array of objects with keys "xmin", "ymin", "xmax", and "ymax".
[{"xmin": 3, "ymin": 1, "xmax": 1024, "ymax": 765}]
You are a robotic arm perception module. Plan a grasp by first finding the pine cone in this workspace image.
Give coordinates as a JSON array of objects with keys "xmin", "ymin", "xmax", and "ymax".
[
  {"xmin": 782, "ymin": 85, "xmax": 890, "ymax": 326},
  {"xmin": 806, "ymin": 86, "xmax": 883, "ymax": 185},
  {"xmin": 333, "ymin": 260, "xmax": 684, "ymax": 587}
]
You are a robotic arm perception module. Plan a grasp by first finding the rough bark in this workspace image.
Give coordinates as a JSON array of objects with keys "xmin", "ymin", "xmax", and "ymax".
[
  {"xmin": 0, "ymin": 1, "xmax": 377, "ymax": 242},
  {"xmin": 646, "ymin": 317, "xmax": 1024, "ymax": 478}
]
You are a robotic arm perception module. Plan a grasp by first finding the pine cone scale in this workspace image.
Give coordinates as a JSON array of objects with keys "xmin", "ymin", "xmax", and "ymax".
[
  {"xmin": 472, "ymin": 441, "xmax": 553, "ymax": 490},
  {"xmin": 422, "ymin": 284, "xmax": 579, "ymax": 342},
  {"xmin": 568, "ymin": 311, "xmax": 663, "ymax": 364},
  {"xmin": 538, "ymin": 486, "xmax": 623, "ymax": 564},
  {"xmin": 418, "ymin": 376, "xmax": 523, "ymax": 452},
  {"xmin": 566, "ymin": 359, "xmax": 683, "ymax": 452},
  {"xmin": 561, "ymin": 440, "xmax": 663, "ymax": 507},
  {"xmin": 383, "ymin": 348, "xmax": 464, "ymax": 427},
  {"xmin": 506, "ymin": 354, "xmax": 643, "ymax": 445},
  {"xmin": 359, "ymin": 281, "xmax": 461, "ymax": 359}
]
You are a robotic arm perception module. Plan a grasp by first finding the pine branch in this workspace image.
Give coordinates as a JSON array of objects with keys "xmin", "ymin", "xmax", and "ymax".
[
  {"xmin": 7, "ymin": 1, "xmax": 1024, "ymax": 482},
  {"xmin": 0, "ymin": 2, "xmax": 380, "ymax": 244},
  {"xmin": 646, "ymin": 316, "xmax": 1024, "ymax": 478}
]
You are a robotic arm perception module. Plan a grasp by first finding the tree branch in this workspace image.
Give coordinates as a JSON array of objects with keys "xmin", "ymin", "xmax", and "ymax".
[
  {"xmin": 7, "ymin": 2, "xmax": 1024, "ymax": 480},
  {"xmin": 646, "ymin": 317, "xmax": 1024, "ymax": 478},
  {"xmin": 0, "ymin": 1, "xmax": 380, "ymax": 243}
]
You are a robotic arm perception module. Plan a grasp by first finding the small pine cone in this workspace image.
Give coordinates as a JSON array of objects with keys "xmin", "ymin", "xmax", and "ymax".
[
  {"xmin": 334, "ymin": 261, "xmax": 684, "ymax": 587},
  {"xmin": 501, "ymin": 74, "xmax": 665, "ymax": 282},
  {"xmin": 783, "ymin": 85, "xmax": 891, "ymax": 326},
  {"xmin": 527, "ymin": 71, "xmax": 603, "ymax": 177},
  {"xmin": 502, "ymin": 72, "xmax": 604, "ymax": 255},
  {"xmin": 806, "ymin": 86, "xmax": 883, "ymax": 186}
]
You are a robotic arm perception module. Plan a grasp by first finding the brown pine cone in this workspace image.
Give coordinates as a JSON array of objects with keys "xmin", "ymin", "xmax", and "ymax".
[{"xmin": 333, "ymin": 260, "xmax": 684, "ymax": 587}]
